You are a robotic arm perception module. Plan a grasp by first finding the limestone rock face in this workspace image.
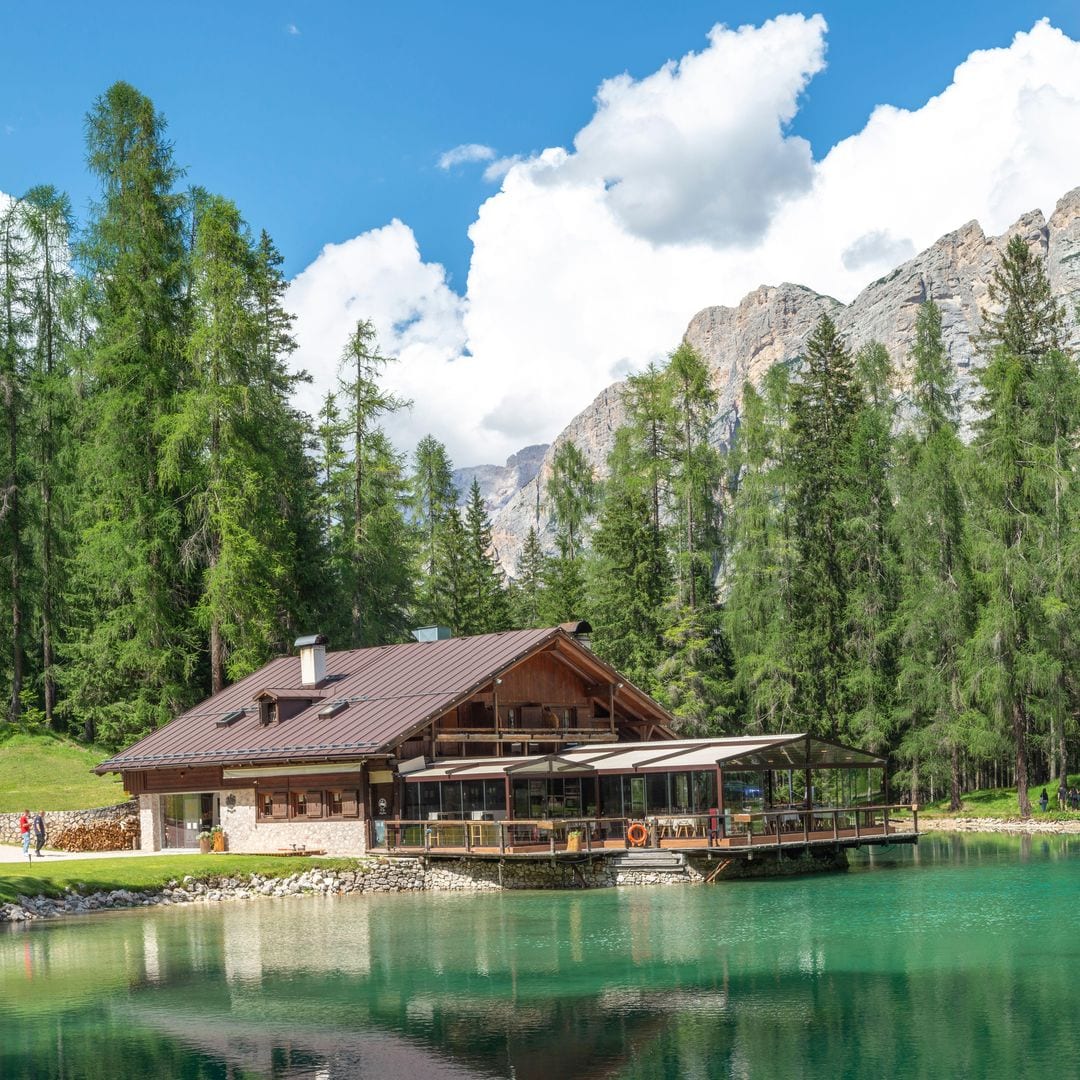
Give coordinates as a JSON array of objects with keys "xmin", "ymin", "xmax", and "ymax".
[
  {"xmin": 484, "ymin": 187, "xmax": 1080, "ymax": 574},
  {"xmin": 453, "ymin": 443, "xmax": 548, "ymax": 514}
]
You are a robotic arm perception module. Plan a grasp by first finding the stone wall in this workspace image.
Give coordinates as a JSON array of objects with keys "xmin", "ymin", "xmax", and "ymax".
[
  {"xmin": 1, "ymin": 802, "xmax": 139, "ymax": 851},
  {"xmin": 137, "ymin": 790, "xmax": 368, "ymax": 855}
]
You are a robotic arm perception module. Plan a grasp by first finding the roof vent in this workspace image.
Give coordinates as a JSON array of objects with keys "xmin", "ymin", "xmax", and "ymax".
[
  {"xmin": 411, "ymin": 626, "xmax": 452, "ymax": 643},
  {"xmin": 215, "ymin": 708, "xmax": 245, "ymax": 728},
  {"xmin": 318, "ymin": 700, "xmax": 348, "ymax": 719},
  {"xmin": 560, "ymin": 620, "xmax": 593, "ymax": 650},
  {"xmin": 295, "ymin": 633, "xmax": 328, "ymax": 686}
]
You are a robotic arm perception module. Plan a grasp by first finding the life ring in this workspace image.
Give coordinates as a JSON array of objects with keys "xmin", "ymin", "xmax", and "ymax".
[{"xmin": 627, "ymin": 822, "xmax": 649, "ymax": 847}]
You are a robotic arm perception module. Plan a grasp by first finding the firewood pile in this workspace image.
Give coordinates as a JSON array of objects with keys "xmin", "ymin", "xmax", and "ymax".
[{"xmin": 51, "ymin": 817, "xmax": 140, "ymax": 853}]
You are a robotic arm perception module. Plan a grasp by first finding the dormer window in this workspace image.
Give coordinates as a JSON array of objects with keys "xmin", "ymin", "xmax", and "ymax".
[{"xmin": 259, "ymin": 699, "xmax": 278, "ymax": 726}]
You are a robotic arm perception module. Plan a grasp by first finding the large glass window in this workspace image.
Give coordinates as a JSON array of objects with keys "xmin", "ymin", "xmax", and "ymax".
[{"xmin": 723, "ymin": 771, "xmax": 765, "ymax": 812}]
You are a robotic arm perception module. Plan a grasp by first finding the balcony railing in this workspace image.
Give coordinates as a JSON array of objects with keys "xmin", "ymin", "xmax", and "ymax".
[{"xmin": 377, "ymin": 805, "xmax": 917, "ymax": 854}]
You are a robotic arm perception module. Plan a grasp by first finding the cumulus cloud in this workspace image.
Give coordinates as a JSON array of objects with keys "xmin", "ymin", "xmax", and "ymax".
[
  {"xmin": 841, "ymin": 230, "xmax": 916, "ymax": 272},
  {"xmin": 289, "ymin": 17, "xmax": 1080, "ymax": 466},
  {"xmin": 437, "ymin": 143, "xmax": 497, "ymax": 170}
]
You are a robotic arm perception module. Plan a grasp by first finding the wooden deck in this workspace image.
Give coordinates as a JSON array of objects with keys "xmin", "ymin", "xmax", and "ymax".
[{"xmin": 377, "ymin": 806, "xmax": 918, "ymax": 859}]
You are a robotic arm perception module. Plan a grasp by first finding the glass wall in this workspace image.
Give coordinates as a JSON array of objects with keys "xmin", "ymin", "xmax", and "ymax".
[
  {"xmin": 404, "ymin": 780, "xmax": 507, "ymax": 820},
  {"xmin": 598, "ymin": 771, "xmax": 716, "ymax": 817}
]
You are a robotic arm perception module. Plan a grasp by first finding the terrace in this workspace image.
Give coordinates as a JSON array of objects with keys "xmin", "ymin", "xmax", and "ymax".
[{"xmin": 379, "ymin": 734, "xmax": 919, "ymax": 857}]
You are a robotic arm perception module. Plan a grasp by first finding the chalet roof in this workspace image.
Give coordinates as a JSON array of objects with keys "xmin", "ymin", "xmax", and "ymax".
[
  {"xmin": 402, "ymin": 735, "xmax": 885, "ymax": 781},
  {"xmin": 96, "ymin": 627, "xmax": 676, "ymax": 773}
]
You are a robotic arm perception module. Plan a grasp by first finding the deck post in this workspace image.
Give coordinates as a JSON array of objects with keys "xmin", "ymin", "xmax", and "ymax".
[
  {"xmin": 832, "ymin": 811, "xmax": 839, "ymax": 841},
  {"xmin": 499, "ymin": 822, "xmax": 506, "ymax": 855},
  {"xmin": 884, "ymin": 805, "xmax": 890, "ymax": 836}
]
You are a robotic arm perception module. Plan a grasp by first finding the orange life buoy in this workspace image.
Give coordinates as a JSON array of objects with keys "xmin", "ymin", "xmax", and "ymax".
[{"xmin": 627, "ymin": 822, "xmax": 648, "ymax": 847}]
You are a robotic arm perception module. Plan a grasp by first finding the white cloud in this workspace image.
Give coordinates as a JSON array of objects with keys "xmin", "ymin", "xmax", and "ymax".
[
  {"xmin": 289, "ymin": 16, "xmax": 1080, "ymax": 467},
  {"xmin": 286, "ymin": 23, "xmax": 300, "ymax": 36},
  {"xmin": 437, "ymin": 143, "xmax": 496, "ymax": 170}
]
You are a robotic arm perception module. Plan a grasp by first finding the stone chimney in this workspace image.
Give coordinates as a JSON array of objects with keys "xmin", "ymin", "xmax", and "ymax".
[{"xmin": 295, "ymin": 634, "xmax": 328, "ymax": 685}]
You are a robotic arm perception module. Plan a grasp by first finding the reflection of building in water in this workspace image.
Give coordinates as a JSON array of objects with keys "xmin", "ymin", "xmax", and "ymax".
[{"xmin": 220, "ymin": 896, "xmax": 372, "ymax": 987}]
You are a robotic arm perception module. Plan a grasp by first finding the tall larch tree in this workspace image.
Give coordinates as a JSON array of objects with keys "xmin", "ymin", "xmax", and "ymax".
[
  {"xmin": 789, "ymin": 314, "xmax": 863, "ymax": 739},
  {"xmin": 460, "ymin": 479, "xmax": 511, "ymax": 635},
  {"xmin": 967, "ymin": 235, "xmax": 1072, "ymax": 817},
  {"xmin": 411, "ymin": 435, "xmax": 459, "ymax": 626},
  {"xmin": 63, "ymin": 82, "xmax": 192, "ymax": 746},
  {"xmin": 893, "ymin": 301, "xmax": 980, "ymax": 809}
]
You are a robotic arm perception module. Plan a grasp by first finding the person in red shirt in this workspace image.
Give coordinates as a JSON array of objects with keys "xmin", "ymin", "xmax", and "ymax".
[{"xmin": 19, "ymin": 810, "xmax": 31, "ymax": 856}]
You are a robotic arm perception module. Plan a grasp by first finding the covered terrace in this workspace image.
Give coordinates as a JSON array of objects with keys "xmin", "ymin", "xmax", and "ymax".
[{"xmin": 385, "ymin": 735, "xmax": 917, "ymax": 856}]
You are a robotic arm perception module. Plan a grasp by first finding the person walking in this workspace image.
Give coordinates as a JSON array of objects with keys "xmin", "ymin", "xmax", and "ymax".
[
  {"xmin": 1040, "ymin": 788, "xmax": 1049, "ymax": 813},
  {"xmin": 19, "ymin": 810, "xmax": 31, "ymax": 855},
  {"xmin": 32, "ymin": 810, "xmax": 46, "ymax": 857}
]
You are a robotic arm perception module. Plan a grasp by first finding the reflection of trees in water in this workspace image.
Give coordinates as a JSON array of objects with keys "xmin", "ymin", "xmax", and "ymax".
[{"xmin": 4, "ymin": 836, "xmax": 1080, "ymax": 1078}]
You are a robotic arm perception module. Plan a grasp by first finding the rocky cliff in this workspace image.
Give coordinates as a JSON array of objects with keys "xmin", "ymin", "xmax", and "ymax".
[
  {"xmin": 452, "ymin": 444, "xmax": 548, "ymax": 513},
  {"xmin": 485, "ymin": 187, "xmax": 1080, "ymax": 575}
]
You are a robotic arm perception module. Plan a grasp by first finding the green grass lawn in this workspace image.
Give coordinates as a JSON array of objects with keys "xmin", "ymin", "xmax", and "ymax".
[
  {"xmin": 0, "ymin": 852, "xmax": 363, "ymax": 904},
  {"xmin": 0, "ymin": 731, "xmax": 126, "ymax": 812},
  {"xmin": 921, "ymin": 776, "xmax": 1080, "ymax": 819}
]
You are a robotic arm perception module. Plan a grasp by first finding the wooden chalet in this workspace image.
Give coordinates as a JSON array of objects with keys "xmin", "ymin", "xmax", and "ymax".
[{"xmin": 97, "ymin": 625, "xmax": 916, "ymax": 859}]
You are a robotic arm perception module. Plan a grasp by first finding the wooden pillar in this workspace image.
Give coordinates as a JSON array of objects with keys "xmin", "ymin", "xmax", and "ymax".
[
  {"xmin": 608, "ymin": 683, "xmax": 616, "ymax": 736},
  {"xmin": 504, "ymin": 774, "xmax": 513, "ymax": 820},
  {"xmin": 494, "ymin": 682, "xmax": 501, "ymax": 751}
]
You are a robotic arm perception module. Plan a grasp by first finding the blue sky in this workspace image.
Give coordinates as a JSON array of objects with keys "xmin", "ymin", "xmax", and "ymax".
[
  {"xmin": 3, "ymin": 2, "xmax": 1077, "ymax": 283},
  {"xmin": 4, "ymin": 4, "xmax": 1080, "ymax": 466}
]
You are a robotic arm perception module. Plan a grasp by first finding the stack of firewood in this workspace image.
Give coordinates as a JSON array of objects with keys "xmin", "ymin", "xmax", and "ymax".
[{"xmin": 50, "ymin": 818, "xmax": 140, "ymax": 853}]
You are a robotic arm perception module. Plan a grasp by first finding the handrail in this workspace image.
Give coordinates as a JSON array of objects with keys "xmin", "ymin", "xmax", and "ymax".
[{"xmin": 378, "ymin": 805, "xmax": 917, "ymax": 852}]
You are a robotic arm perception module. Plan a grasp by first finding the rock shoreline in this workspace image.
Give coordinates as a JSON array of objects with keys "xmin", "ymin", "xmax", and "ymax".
[
  {"xmin": 1, "ymin": 847, "xmax": 850, "ymax": 923},
  {"xmin": 924, "ymin": 816, "xmax": 1080, "ymax": 835}
]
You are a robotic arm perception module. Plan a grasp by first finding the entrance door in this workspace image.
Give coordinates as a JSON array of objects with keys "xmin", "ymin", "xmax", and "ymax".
[{"xmin": 162, "ymin": 794, "xmax": 215, "ymax": 848}]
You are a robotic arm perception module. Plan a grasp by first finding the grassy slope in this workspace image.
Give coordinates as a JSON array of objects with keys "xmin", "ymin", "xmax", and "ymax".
[
  {"xmin": 921, "ymin": 775, "xmax": 1080, "ymax": 818},
  {"xmin": 0, "ymin": 731, "xmax": 125, "ymax": 812},
  {"xmin": 0, "ymin": 853, "xmax": 362, "ymax": 904}
]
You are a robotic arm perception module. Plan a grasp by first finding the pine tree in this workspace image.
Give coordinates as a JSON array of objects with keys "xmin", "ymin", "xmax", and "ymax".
[
  {"xmin": 21, "ymin": 186, "xmax": 79, "ymax": 729},
  {"xmin": 967, "ymin": 235, "xmax": 1070, "ymax": 818},
  {"xmin": 893, "ymin": 303, "xmax": 979, "ymax": 809},
  {"xmin": 411, "ymin": 435, "xmax": 458, "ymax": 626},
  {"xmin": 842, "ymin": 341, "xmax": 898, "ymax": 750},
  {"xmin": 587, "ymin": 429, "xmax": 670, "ymax": 693},
  {"xmin": 546, "ymin": 440, "xmax": 597, "ymax": 560},
  {"xmin": 460, "ymin": 479, "xmax": 510, "ymax": 635},
  {"xmin": 510, "ymin": 527, "xmax": 547, "ymax": 628},
  {"xmin": 337, "ymin": 319, "xmax": 408, "ymax": 646},
  {"xmin": 724, "ymin": 368, "xmax": 798, "ymax": 732},
  {"xmin": 0, "ymin": 196, "xmax": 32, "ymax": 724},
  {"xmin": 789, "ymin": 314, "xmax": 863, "ymax": 738},
  {"xmin": 63, "ymin": 82, "xmax": 192, "ymax": 746}
]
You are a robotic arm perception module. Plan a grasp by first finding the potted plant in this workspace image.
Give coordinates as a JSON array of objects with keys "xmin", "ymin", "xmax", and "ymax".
[
  {"xmin": 198, "ymin": 830, "xmax": 212, "ymax": 854},
  {"xmin": 210, "ymin": 825, "xmax": 226, "ymax": 853},
  {"xmin": 566, "ymin": 829, "xmax": 582, "ymax": 853}
]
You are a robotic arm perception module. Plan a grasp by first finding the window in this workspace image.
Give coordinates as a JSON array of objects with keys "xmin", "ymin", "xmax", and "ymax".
[
  {"xmin": 259, "ymin": 698, "xmax": 278, "ymax": 725},
  {"xmin": 291, "ymin": 791, "xmax": 307, "ymax": 817},
  {"xmin": 328, "ymin": 790, "xmax": 344, "ymax": 817}
]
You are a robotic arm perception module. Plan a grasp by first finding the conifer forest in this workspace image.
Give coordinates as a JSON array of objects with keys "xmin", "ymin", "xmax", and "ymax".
[{"xmin": 2, "ymin": 82, "xmax": 1077, "ymax": 817}]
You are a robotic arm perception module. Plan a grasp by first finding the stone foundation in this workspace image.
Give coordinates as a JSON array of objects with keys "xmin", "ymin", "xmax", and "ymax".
[{"xmin": 0, "ymin": 848, "xmax": 855, "ymax": 923}]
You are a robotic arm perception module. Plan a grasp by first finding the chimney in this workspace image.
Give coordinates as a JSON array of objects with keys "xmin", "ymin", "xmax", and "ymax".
[{"xmin": 295, "ymin": 634, "xmax": 328, "ymax": 685}]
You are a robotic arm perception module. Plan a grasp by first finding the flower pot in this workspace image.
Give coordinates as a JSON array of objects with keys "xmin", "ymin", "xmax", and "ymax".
[
  {"xmin": 198, "ymin": 836, "xmax": 212, "ymax": 854},
  {"xmin": 212, "ymin": 831, "xmax": 226, "ymax": 853}
]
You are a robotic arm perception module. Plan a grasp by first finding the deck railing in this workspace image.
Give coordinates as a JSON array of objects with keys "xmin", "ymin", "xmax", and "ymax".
[{"xmin": 379, "ymin": 804, "xmax": 917, "ymax": 853}]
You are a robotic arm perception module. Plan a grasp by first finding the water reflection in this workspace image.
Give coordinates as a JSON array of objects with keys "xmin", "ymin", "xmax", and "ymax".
[{"xmin": 2, "ymin": 834, "xmax": 1080, "ymax": 1078}]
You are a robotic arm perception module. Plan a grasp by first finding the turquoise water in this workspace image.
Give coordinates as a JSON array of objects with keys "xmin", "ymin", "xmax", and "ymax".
[{"xmin": 2, "ymin": 834, "xmax": 1079, "ymax": 1078}]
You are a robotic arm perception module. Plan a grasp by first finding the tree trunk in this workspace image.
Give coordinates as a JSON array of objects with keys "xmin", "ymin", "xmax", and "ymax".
[
  {"xmin": 1014, "ymin": 699, "xmax": 1032, "ymax": 818},
  {"xmin": 949, "ymin": 743, "xmax": 961, "ymax": 812}
]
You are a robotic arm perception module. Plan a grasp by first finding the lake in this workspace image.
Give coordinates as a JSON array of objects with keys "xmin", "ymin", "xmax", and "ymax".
[{"xmin": 2, "ymin": 833, "xmax": 1079, "ymax": 1078}]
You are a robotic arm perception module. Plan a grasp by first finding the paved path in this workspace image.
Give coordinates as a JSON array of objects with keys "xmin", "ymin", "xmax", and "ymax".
[{"xmin": 0, "ymin": 843, "xmax": 196, "ymax": 865}]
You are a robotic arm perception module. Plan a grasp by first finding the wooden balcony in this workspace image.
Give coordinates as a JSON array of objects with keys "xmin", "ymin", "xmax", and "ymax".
[
  {"xmin": 435, "ymin": 726, "xmax": 614, "ymax": 743},
  {"xmin": 376, "ymin": 805, "xmax": 919, "ymax": 858}
]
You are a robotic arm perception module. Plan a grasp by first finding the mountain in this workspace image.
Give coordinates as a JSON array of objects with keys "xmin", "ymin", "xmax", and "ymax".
[
  {"xmin": 483, "ymin": 187, "xmax": 1080, "ymax": 575},
  {"xmin": 452, "ymin": 444, "xmax": 548, "ymax": 513}
]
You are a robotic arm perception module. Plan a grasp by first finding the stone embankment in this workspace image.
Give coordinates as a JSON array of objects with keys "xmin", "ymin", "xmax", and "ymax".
[
  {"xmin": 0, "ymin": 848, "xmax": 852, "ymax": 924},
  {"xmin": 926, "ymin": 817, "xmax": 1080, "ymax": 835}
]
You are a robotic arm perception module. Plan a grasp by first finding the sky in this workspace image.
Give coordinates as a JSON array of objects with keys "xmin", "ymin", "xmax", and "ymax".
[{"xmin": 4, "ymin": 2, "xmax": 1080, "ymax": 465}]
